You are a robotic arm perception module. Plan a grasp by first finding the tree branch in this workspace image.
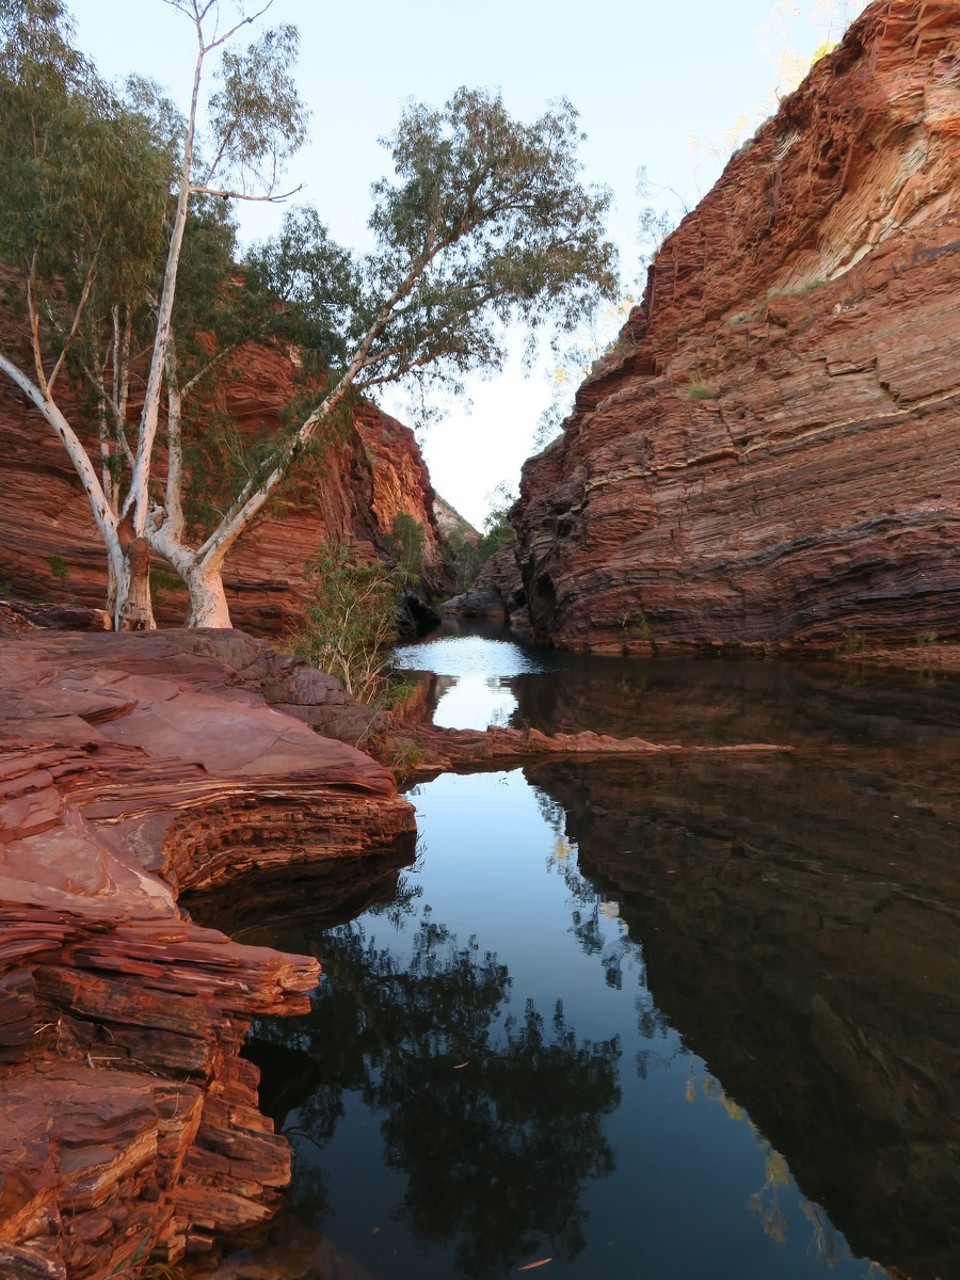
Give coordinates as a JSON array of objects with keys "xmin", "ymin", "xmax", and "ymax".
[
  {"xmin": 25, "ymin": 257, "xmax": 49, "ymax": 398},
  {"xmin": 47, "ymin": 250, "xmax": 101, "ymax": 395},
  {"xmin": 189, "ymin": 181, "xmax": 303, "ymax": 203},
  {"xmin": 0, "ymin": 350, "xmax": 118, "ymax": 547}
]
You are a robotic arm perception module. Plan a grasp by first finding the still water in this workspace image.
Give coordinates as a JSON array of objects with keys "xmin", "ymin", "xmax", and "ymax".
[{"xmin": 199, "ymin": 623, "xmax": 960, "ymax": 1280}]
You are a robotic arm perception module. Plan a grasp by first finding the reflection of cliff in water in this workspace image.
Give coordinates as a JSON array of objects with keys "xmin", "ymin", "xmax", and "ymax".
[
  {"xmin": 527, "ymin": 748, "xmax": 960, "ymax": 1280},
  {"xmin": 180, "ymin": 833, "xmax": 417, "ymax": 950},
  {"xmin": 510, "ymin": 652, "xmax": 960, "ymax": 748}
]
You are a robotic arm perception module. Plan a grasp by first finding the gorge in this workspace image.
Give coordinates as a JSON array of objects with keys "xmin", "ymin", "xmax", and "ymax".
[{"xmin": 3, "ymin": 0, "xmax": 960, "ymax": 1277}]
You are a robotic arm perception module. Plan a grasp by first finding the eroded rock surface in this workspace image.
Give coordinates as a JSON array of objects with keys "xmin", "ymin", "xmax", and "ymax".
[
  {"xmin": 516, "ymin": 0, "xmax": 960, "ymax": 653},
  {"xmin": 0, "ymin": 630, "xmax": 415, "ymax": 1278}
]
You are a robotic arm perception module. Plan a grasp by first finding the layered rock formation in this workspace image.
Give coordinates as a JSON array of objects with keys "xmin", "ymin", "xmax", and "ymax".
[
  {"xmin": 441, "ymin": 540, "xmax": 524, "ymax": 619},
  {"xmin": 0, "ymin": 338, "xmax": 445, "ymax": 635},
  {"xmin": 0, "ymin": 629, "xmax": 416, "ymax": 1278},
  {"xmin": 516, "ymin": 0, "xmax": 960, "ymax": 653}
]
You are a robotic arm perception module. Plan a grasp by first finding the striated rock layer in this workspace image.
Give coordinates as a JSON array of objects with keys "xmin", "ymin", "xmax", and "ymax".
[
  {"xmin": 0, "ymin": 629, "xmax": 416, "ymax": 1279},
  {"xmin": 0, "ymin": 337, "xmax": 445, "ymax": 635},
  {"xmin": 516, "ymin": 0, "xmax": 960, "ymax": 653}
]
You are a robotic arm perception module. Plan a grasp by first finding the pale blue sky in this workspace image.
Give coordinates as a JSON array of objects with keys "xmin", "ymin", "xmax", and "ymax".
[{"xmin": 65, "ymin": 0, "xmax": 866, "ymax": 526}]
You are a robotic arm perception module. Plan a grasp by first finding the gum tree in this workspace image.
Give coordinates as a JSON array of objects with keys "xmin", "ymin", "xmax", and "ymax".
[
  {"xmin": 0, "ymin": 0, "xmax": 306, "ymax": 628},
  {"xmin": 0, "ymin": 1, "xmax": 617, "ymax": 629},
  {"xmin": 152, "ymin": 89, "xmax": 618, "ymax": 626}
]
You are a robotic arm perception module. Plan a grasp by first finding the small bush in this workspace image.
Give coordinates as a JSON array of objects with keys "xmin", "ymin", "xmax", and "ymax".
[
  {"xmin": 388, "ymin": 513, "xmax": 426, "ymax": 589},
  {"xmin": 767, "ymin": 278, "xmax": 826, "ymax": 301},
  {"xmin": 291, "ymin": 543, "xmax": 401, "ymax": 705},
  {"xmin": 836, "ymin": 628, "xmax": 866, "ymax": 657},
  {"xmin": 688, "ymin": 382, "xmax": 717, "ymax": 401},
  {"xmin": 46, "ymin": 553, "xmax": 69, "ymax": 580}
]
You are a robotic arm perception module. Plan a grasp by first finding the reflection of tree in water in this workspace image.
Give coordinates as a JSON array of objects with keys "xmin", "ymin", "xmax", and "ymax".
[
  {"xmin": 255, "ymin": 905, "xmax": 621, "ymax": 1280},
  {"xmin": 535, "ymin": 785, "xmax": 674, "ymax": 1078}
]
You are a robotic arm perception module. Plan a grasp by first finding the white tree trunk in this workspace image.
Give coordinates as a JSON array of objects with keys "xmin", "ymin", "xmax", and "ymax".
[
  {"xmin": 0, "ymin": 351, "xmax": 157, "ymax": 629},
  {"xmin": 184, "ymin": 559, "xmax": 232, "ymax": 629},
  {"xmin": 115, "ymin": 516, "xmax": 156, "ymax": 630}
]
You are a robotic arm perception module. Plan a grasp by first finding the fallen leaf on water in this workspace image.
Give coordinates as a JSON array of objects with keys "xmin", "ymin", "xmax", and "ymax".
[
  {"xmin": 517, "ymin": 1259, "xmax": 553, "ymax": 1271},
  {"xmin": 453, "ymin": 1061, "xmax": 470, "ymax": 1069}
]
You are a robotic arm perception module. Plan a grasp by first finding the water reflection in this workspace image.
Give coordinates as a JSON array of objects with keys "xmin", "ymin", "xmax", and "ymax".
[
  {"xmin": 249, "ymin": 889, "xmax": 620, "ymax": 1279},
  {"xmin": 527, "ymin": 752, "xmax": 960, "ymax": 1279},
  {"xmin": 399, "ymin": 621, "xmax": 960, "ymax": 748},
  {"xmin": 395, "ymin": 622, "xmax": 551, "ymax": 730},
  {"xmin": 190, "ymin": 631, "xmax": 960, "ymax": 1280}
]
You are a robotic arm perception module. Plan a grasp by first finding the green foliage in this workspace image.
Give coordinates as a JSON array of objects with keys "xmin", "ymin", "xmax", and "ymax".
[
  {"xmin": 247, "ymin": 87, "xmax": 618, "ymax": 406},
  {"xmin": 688, "ymin": 381, "xmax": 717, "ymax": 400},
  {"xmin": 149, "ymin": 564, "xmax": 183, "ymax": 607},
  {"xmin": 837, "ymin": 628, "xmax": 866, "ymax": 657},
  {"xmin": 619, "ymin": 610, "xmax": 655, "ymax": 643},
  {"xmin": 0, "ymin": 6, "xmax": 616, "ymax": 628},
  {"xmin": 477, "ymin": 482, "xmax": 516, "ymax": 558},
  {"xmin": 207, "ymin": 23, "xmax": 309, "ymax": 194},
  {"xmin": 0, "ymin": 0, "xmax": 173, "ymax": 321},
  {"xmin": 767, "ymin": 278, "xmax": 826, "ymax": 300},
  {"xmin": 388, "ymin": 512, "xmax": 426, "ymax": 589},
  {"xmin": 45, "ymin": 552, "xmax": 68, "ymax": 580},
  {"xmin": 437, "ymin": 483, "xmax": 516, "ymax": 594},
  {"xmin": 916, "ymin": 629, "xmax": 939, "ymax": 648},
  {"xmin": 386, "ymin": 734, "xmax": 425, "ymax": 771},
  {"xmin": 532, "ymin": 297, "xmax": 635, "ymax": 452},
  {"xmin": 635, "ymin": 166, "xmax": 679, "ymax": 272},
  {"xmin": 104, "ymin": 1232, "xmax": 183, "ymax": 1279},
  {"xmin": 291, "ymin": 543, "xmax": 401, "ymax": 704},
  {"xmin": 443, "ymin": 526, "xmax": 483, "ymax": 593}
]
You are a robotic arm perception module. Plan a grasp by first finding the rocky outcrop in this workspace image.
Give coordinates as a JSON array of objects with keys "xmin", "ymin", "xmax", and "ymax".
[
  {"xmin": 0, "ymin": 629, "xmax": 416, "ymax": 1278},
  {"xmin": 441, "ymin": 540, "xmax": 523, "ymax": 619},
  {"xmin": 432, "ymin": 494, "xmax": 477, "ymax": 545},
  {"xmin": 0, "ymin": 338, "xmax": 445, "ymax": 635},
  {"xmin": 516, "ymin": 0, "xmax": 960, "ymax": 653}
]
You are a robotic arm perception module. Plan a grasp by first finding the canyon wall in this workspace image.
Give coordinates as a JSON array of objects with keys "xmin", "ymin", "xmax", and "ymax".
[
  {"xmin": 516, "ymin": 0, "xmax": 960, "ymax": 653},
  {"xmin": 0, "ymin": 338, "xmax": 445, "ymax": 635},
  {"xmin": 0, "ymin": 626, "xmax": 416, "ymax": 1278}
]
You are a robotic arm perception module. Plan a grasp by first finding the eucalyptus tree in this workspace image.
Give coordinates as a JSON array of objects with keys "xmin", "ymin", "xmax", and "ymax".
[
  {"xmin": 0, "ymin": 0, "xmax": 616, "ymax": 629},
  {"xmin": 0, "ymin": 0, "xmax": 306, "ymax": 628},
  {"xmin": 152, "ymin": 89, "xmax": 618, "ymax": 626}
]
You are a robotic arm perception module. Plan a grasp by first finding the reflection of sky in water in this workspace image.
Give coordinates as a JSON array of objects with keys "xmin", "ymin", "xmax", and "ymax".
[
  {"xmin": 431, "ymin": 675, "xmax": 516, "ymax": 730},
  {"xmin": 395, "ymin": 633, "xmax": 554, "ymax": 731}
]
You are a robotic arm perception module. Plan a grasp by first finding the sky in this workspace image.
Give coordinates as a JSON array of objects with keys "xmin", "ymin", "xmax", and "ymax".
[{"xmin": 65, "ymin": 0, "xmax": 867, "ymax": 528}]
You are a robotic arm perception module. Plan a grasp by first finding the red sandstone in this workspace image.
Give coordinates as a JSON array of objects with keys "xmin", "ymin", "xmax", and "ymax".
[
  {"xmin": 0, "ymin": 629, "xmax": 415, "ymax": 1278},
  {"xmin": 515, "ymin": 0, "xmax": 960, "ymax": 654}
]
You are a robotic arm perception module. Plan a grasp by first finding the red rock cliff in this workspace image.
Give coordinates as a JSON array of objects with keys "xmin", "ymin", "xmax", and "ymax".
[
  {"xmin": 515, "ymin": 0, "xmax": 960, "ymax": 653},
  {"xmin": 0, "ymin": 338, "xmax": 445, "ymax": 634}
]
